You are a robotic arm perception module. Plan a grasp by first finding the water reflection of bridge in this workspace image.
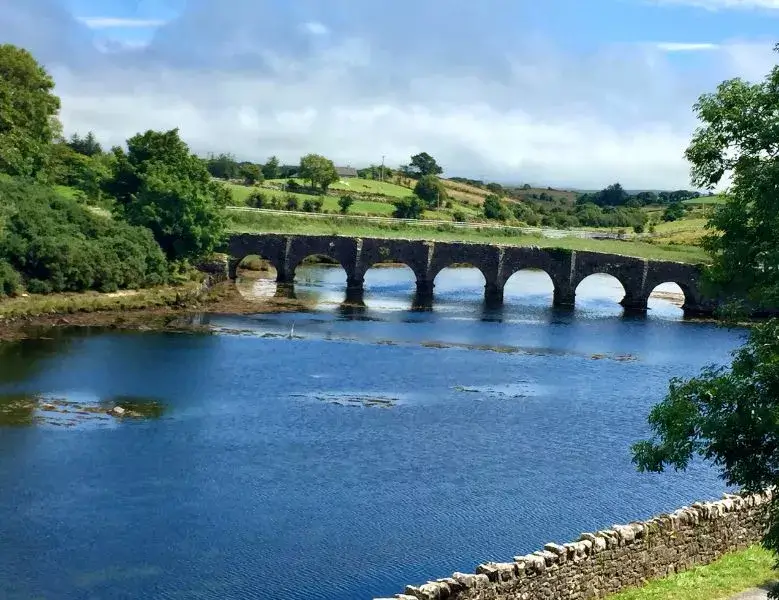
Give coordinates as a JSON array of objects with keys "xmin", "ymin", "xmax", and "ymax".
[{"xmin": 226, "ymin": 233, "xmax": 715, "ymax": 315}]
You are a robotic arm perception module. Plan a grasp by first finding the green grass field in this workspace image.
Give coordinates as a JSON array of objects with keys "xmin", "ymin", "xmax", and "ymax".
[
  {"xmin": 227, "ymin": 210, "xmax": 708, "ymax": 263},
  {"xmin": 683, "ymin": 195, "xmax": 726, "ymax": 205},
  {"xmin": 606, "ymin": 546, "xmax": 774, "ymax": 600},
  {"xmin": 265, "ymin": 177, "xmax": 413, "ymax": 199},
  {"xmin": 225, "ymin": 182, "xmax": 396, "ymax": 216}
]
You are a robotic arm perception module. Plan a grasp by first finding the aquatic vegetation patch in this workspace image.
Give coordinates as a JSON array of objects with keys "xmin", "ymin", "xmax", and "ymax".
[
  {"xmin": 291, "ymin": 392, "xmax": 399, "ymax": 408},
  {"xmin": 591, "ymin": 353, "xmax": 637, "ymax": 362},
  {"xmin": 0, "ymin": 393, "xmax": 166, "ymax": 427},
  {"xmin": 453, "ymin": 382, "xmax": 545, "ymax": 399}
]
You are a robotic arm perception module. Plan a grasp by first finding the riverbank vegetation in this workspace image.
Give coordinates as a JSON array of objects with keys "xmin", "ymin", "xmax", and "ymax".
[
  {"xmin": 0, "ymin": 44, "xmax": 225, "ymax": 305},
  {"xmin": 0, "ymin": 282, "xmax": 203, "ymax": 321},
  {"xmin": 606, "ymin": 546, "xmax": 774, "ymax": 600},
  {"xmin": 632, "ymin": 43, "xmax": 779, "ymax": 579}
]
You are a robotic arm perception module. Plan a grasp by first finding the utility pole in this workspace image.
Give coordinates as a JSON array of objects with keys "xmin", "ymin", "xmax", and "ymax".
[{"xmin": 381, "ymin": 155, "xmax": 385, "ymax": 182}]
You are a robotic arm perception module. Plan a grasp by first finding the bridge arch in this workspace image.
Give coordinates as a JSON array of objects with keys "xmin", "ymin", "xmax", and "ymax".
[
  {"xmin": 227, "ymin": 233, "xmax": 288, "ymax": 282},
  {"xmin": 289, "ymin": 253, "xmax": 351, "ymax": 279},
  {"xmin": 428, "ymin": 261, "xmax": 492, "ymax": 288},
  {"xmin": 503, "ymin": 268, "xmax": 555, "ymax": 306},
  {"xmin": 646, "ymin": 282, "xmax": 688, "ymax": 315},
  {"xmin": 359, "ymin": 257, "xmax": 427, "ymax": 284},
  {"xmin": 574, "ymin": 273, "xmax": 629, "ymax": 310},
  {"xmin": 643, "ymin": 262, "xmax": 706, "ymax": 314},
  {"xmin": 363, "ymin": 262, "xmax": 419, "ymax": 310}
]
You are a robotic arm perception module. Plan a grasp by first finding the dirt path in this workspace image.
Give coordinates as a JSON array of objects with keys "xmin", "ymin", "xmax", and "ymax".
[{"xmin": 730, "ymin": 586, "xmax": 774, "ymax": 599}]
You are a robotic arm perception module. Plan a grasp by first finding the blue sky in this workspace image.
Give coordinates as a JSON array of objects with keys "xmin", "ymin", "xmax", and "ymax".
[{"xmin": 2, "ymin": 0, "xmax": 777, "ymax": 189}]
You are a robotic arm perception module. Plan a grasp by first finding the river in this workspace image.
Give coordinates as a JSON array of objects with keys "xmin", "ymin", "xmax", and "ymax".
[{"xmin": 0, "ymin": 266, "xmax": 745, "ymax": 600}]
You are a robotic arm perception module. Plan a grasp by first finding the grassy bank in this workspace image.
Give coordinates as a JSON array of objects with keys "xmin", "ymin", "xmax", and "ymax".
[
  {"xmin": 227, "ymin": 211, "xmax": 709, "ymax": 264},
  {"xmin": 606, "ymin": 546, "xmax": 774, "ymax": 600},
  {"xmin": 0, "ymin": 282, "xmax": 204, "ymax": 321}
]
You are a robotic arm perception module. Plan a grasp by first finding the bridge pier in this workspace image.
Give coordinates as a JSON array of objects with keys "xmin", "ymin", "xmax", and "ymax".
[
  {"xmin": 345, "ymin": 277, "xmax": 365, "ymax": 305},
  {"xmin": 274, "ymin": 283, "xmax": 296, "ymax": 299},
  {"xmin": 484, "ymin": 282, "xmax": 504, "ymax": 307},
  {"xmin": 620, "ymin": 293, "xmax": 649, "ymax": 312},
  {"xmin": 553, "ymin": 286, "xmax": 576, "ymax": 308},
  {"xmin": 413, "ymin": 279, "xmax": 435, "ymax": 310},
  {"xmin": 228, "ymin": 258, "xmax": 240, "ymax": 281},
  {"xmin": 415, "ymin": 279, "xmax": 434, "ymax": 300}
]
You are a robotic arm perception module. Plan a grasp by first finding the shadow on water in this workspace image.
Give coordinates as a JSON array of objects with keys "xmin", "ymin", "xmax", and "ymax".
[
  {"xmin": 0, "ymin": 393, "xmax": 37, "ymax": 426},
  {"xmin": 0, "ymin": 332, "xmax": 75, "ymax": 385}
]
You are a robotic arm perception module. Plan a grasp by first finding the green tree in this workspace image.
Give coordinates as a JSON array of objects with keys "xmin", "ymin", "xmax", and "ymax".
[
  {"xmin": 409, "ymin": 152, "xmax": 443, "ymax": 178},
  {"xmin": 66, "ymin": 131, "xmax": 102, "ymax": 157},
  {"xmin": 483, "ymin": 194, "xmax": 510, "ymax": 221},
  {"xmin": 299, "ymin": 153, "xmax": 339, "ymax": 192},
  {"xmin": 338, "ymin": 194, "xmax": 354, "ymax": 214},
  {"xmin": 48, "ymin": 142, "xmax": 113, "ymax": 202},
  {"xmin": 0, "ymin": 45, "xmax": 61, "ymax": 178},
  {"xmin": 106, "ymin": 128, "xmax": 227, "ymax": 262},
  {"xmin": 662, "ymin": 201, "xmax": 686, "ymax": 222},
  {"xmin": 633, "ymin": 45, "xmax": 779, "ymax": 571},
  {"xmin": 486, "ymin": 182, "xmax": 504, "ymax": 196},
  {"xmin": 239, "ymin": 163, "xmax": 263, "ymax": 185},
  {"xmin": 413, "ymin": 175, "xmax": 446, "ymax": 208},
  {"xmin": 205, "ymin": 153, "xmax": 239, "ymax": 180},
  {"xmin": 262, "ymin": 156, "xmax": 281, "ymax": 180},
  {"xmin": 392, "ymin": 196, "xmax": 425, "ymax": 219},
  {"xmin": 683, "ymin": 47, "xmax": 779, "ymax": 311}
]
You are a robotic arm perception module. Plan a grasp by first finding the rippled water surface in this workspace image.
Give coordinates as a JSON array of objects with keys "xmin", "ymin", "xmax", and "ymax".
[{"xmin": 0, "ymin": 267, "xmax": 745, "ymax": 600}]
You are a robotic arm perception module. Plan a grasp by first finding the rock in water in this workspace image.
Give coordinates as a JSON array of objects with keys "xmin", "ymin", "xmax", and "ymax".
[{"xmin": 109, "ymin": 406, "xmax": 126, "ymax": 417}]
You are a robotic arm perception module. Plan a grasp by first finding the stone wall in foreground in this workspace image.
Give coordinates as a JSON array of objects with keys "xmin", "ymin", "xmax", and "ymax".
[{"xmin": 376, "ymin": 491, "xmax": 771, "ymax": 600}]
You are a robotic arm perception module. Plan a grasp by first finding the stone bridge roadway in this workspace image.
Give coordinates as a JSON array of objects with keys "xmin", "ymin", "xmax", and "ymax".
[{"xmin": 225, "ymin": 233, "xmax": 715, "ymax": 315}]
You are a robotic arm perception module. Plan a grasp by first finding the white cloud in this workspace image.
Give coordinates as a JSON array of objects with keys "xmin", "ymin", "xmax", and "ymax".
[
  {"xmin": 77, "ymin": 17, "xmax": 168, "ymax": 29},
  {"xmin": 654, "ymin": 42, "xmax": 720, "ymax": 51},
  {"xmin": 49, "ymin": 48, "xmax": 698, "ymax": 190},
  {"xmin": 301, "ymin": 21, "xmax": 329, "ymax": 36},
  {"xmin": 4, "ymin": 1, "xmax": 775, "ymax": 190}
]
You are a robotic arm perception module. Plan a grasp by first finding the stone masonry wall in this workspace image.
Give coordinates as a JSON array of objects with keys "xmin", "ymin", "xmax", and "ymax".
[{"xmin": 376, "ymin": 491, "xmax": 770, "ymax": 600}]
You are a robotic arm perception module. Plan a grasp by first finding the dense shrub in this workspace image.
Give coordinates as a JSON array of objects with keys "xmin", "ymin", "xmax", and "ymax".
[
  {"xmin": 284, "ymin": 194, "xmax": 299, "ymax": 211},
  {"xmin": 0, "ymin": 180, "xmax": 168, "ymax": 293},
  {"xmin": 246, "ymin": 190, "xmax": 268, "ymax": 208},
  {"xmin": 0, "ymin": 260, "xmax": 21, "ymax": 297},
  {"xmin": 338, "ymin": 194, "xmax": 354, "ymax": 214},
  {"xmin": 302, "ymin": 198, "xmax": 323, "ymax": 213},
  {"xmin": 392, "ymin": 196, "xmax": 425, "ymax": 219}
]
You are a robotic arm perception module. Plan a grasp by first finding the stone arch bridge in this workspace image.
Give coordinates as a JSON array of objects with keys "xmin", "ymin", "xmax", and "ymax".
[{"xmin": 226, "ymin": 233, "xmax": 715, "ymax": 314}]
